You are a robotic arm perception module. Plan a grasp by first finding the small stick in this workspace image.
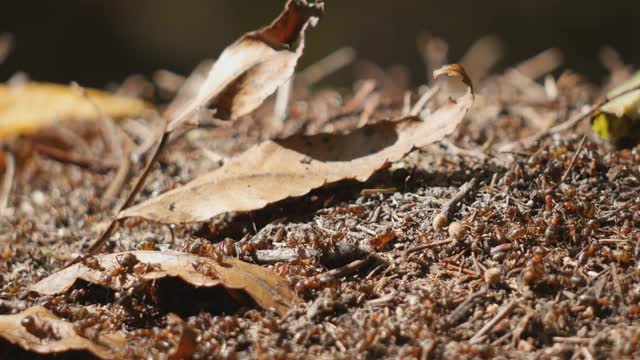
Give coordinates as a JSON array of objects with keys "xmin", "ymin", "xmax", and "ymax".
[
  {"xmin": 410, "ymin": 85, "xmax": 440, "ymax": 116},
  {"xmin": 0, "ymin": 33, "xmax": 13, "ymax": 64},
  {"xmin": 272, "ymin": 77, "xmax": 293, "ymax": 128},
  {"xmin": 35, "ymin": 144, "xmax": 118, "ymax": 174},
  {"xmin": 499, "ymin": 83, "xmax": 640, "ymax": 151},
  {"xmin": 67, "ymin": 131, "xmax": 170, "ymax": 266},
  {"xmin": 440, "ymin": 262, "xmax": 477, "ymax": 276},
  {"xmin": 547, "ymin": 83, "xmax": 640, "ymax": 135},
  {"xmin": 445, "ymin": 289, "xmax": 487, "ymax": 327},
  {"xmin": 470, "ymin": 301, "xmax": 517, "ymax": 343},
  {"xmin": 403, "ymin": 239, "xmax": 455, "ymax": 259},
  {"xmin": 552, "ymin": 337, "xmax": 591, "ymax": 345},
  {"xmin": 580, "ymin": 347, "xmax": 595, "ymax": 360},
  {"xmin": 441, "ymin": 177, "xmax": 479, "ymax": 220},
  {"xmin": 299, "ymin": 47, "xmax": 356, "ymax": 86},
  {"xmin": 0, "ymin": 149, "xmax": 15, "ymax": 213},
  {"xmin": 342, "ymin": 79, "xmax": 377, "ymax": 113},
  {"xmin": 317, "ymin": 256, "xmax": 374, "ymax": 280},
  {"xmin": 357, "ymin": 93, "xmax": 380, "ymax": 127},
  {"xmin": 561, "ymin": 136, "xmax": 586, "ymax": 182}
]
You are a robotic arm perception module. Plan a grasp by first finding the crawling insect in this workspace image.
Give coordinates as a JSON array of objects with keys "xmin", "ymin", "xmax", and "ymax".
[
  {"xmin": 21, "ymin": 316, "xmax": 60, "ymax": 340},
  {"xmin": 103, "ymin": 253, "xmax": 140, "ymax": 284},
  {"xmin": 80, "ymin": 255, "xmax": 104, "ymax": 271},
  {"xmin": 192, "ymin": 260, "xmax": 223, "ymax": 279}
]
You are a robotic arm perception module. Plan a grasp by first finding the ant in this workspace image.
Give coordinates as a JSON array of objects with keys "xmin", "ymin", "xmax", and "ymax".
[
  {"xmin": 104, "ymin": 253, "xmax": 140, "ymax": 284},
  {"xmin": 21, "ymin": 315, "xmax": 60, "ymax": 341}
]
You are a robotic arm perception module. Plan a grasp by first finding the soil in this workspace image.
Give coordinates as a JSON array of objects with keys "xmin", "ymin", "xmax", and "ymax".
[{"xmin": 1, "ymin": 61, "xmax": 640, "ymax": 359}]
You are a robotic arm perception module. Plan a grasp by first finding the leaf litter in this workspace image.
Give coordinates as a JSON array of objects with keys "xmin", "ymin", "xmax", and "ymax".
[
  {"xmin": 119, "ymin": 65, "xmax": 473, "ymax": 224},
  {"xmin": 0, "ymin": 306, "xmax": 125, "ymax": 359},
  {"xmin": 0, "ymin": 83, "xmax": 149, "ymax": 140},
  {"xmin": 1, "ymin": 1, "xmax": 640, "ymax": 359},
  {"xmin": 31, "ymin": 251, "xmax": 299, "ymax": 317}
]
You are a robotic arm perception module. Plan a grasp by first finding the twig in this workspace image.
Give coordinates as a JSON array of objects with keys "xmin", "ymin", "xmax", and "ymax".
[
  {"xmin": 548, "ymin": 83, "xmax": 640, "ymax": 135},
  {"xmin": 561, "ymin": 136, "xmax": 586, "ymax": 182},
  {"xmin": 35, "ymin": 144, "xmax": 118, "ymax": 174},
  {"xmin": 470, "ymin": 301, "xmax": 518, "ymax": 343},
  {"xmin": 67, "ymin": 130, "xmax": 170, "ymax": 266},
  {"xmin": 513, "ymin": 48, "xmax": 563, "ymax": 80},
  {"xmin": 402, "ymin": 239, "xmax": 455, "ymax": 259},
  {"xmin": 0, "ymin": 33, "xmax": 13, "ymax": 65},
  {"xmin": 441, "ymin": 178, "xmax": 479, "ymax": 220},
  {"xmin": 580, "ymin": 347, "xmax": 595, "ymax": 360},
  {"xmin": 610, "ymin": 263, "xmax": 625, "ymax": 305},
  {"xmin": 441, "ymin": 139, "xmax": 488, "ymax": 160},
  {"xmin": 316, "ymin": 256, "xmax": 374, "ymax": 280},
  {"xmin": 357, "ymin": 93, "xmax": 380, "ymax": 127},
  {"xmin": 103, "ymin": 151, "xmax": 131, "ymax": 202},
  {"xmin": 552, "ymin": 337, "xmax": 591, "ymax": 345},
  {"xmin": 445, "ymin": 289, "xmax": 487, "ymax": 327},
  {"xmin": 499, "ymin": 83, "xmax": 640, "ymax": 151},
  {"xmin": 440, "ymin": 262, "xmax": 477, "ymax": 276},
  {"xmin": 254, "ymin": 248, "xmax": 317, "ymax": 264},
  {"xmin": 271, "ymin": 77, "xmax": 293, "ymax": 129},
  {"xmin": 299, "ymin": 47, "xmax": 356, "ymax": 86},
  {"xmin": 0, "ymin": 149, "xmax": 15, "ymax": 213},
  {"xmin": 342, "ymin": 79, "xmax": 377, "ymax": 113},
  {"xmin": 410, "ymin": 85, "xmax": 440, "ymax": 116},
  {"xmin": 80, "ymin": 83, "xmax": 135, "ymax": 203}
]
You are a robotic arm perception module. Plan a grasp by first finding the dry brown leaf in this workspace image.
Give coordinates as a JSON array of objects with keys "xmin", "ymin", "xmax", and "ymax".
[
  {"xmin": 31, "ymin": 251, "xmax": 299, "ymax": 316},
  {"xmin": 119, "ymin": 65, "xmax": 474, "ymax": 224},
  {"xmin": 0, "ymin": 306, "xmax": 125, "ymax": 359},
  {"xmin": 0, "ymin": 82, "xmax": 150, "ymax": 140},
  {"xmin": 167, "ymin": 0, "xmax": 324, "ymax": 131}
]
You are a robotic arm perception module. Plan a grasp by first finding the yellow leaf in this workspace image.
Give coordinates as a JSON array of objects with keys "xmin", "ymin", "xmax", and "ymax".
[
  {"xmin": 0, "ymin": 83, "xmax": 150, "ymax": 140},
  {"xmin": 593, "ymin": 71, "xmax": 640, "ymax": 147}
]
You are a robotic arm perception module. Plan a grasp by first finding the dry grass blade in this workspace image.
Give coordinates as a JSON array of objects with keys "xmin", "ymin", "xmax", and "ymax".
[
  {"xmin": 0, "ymin": 306, "xmax": 125, "ymax": 359},
  {"xmin": 32, "ymin": 251, "xmax": 300, "ymax": 316},
  {"xmin": 119, "ymin": 65, "xmax": 474, "ymax": 224}
]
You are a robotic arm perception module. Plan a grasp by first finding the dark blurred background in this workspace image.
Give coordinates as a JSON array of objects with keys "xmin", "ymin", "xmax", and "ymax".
[{"xmin": 0, "ymin": 0, "xmax": 638, "ymax": 88}]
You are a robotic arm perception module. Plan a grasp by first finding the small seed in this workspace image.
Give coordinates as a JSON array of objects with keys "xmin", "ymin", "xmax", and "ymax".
[
  {"xmin": 484, "ymin": 267, "xmax": 501, "ymax": 285},
  {"xmin": 448, "ymin": 222, "xmax": 466, "ymax": 240},
  {"xmin": 432, "ymin": 213, "xmax": 448, "ymax": 231}
]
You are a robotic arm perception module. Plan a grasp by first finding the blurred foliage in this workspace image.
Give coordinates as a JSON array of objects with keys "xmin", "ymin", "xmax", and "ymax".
[
  {"xmin": 593, "ymin": 71, "xmax": 640, "ymax": 147},
  {"xmin": 0, "ymin": 0, "xmax": 638, "ymax": 87}
]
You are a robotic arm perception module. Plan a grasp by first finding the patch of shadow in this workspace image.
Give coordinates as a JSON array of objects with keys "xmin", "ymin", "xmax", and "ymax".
[
  {"xmin": 0, "ymin": 340, "xmax": 99, "ymax": 360},
  {"xmin": 276, "ymin": 121, "xmax": 399, "ymax": 162},
  {"xmin": 154, "ymin": 277, "xmax": 255, "ymax": 318}
]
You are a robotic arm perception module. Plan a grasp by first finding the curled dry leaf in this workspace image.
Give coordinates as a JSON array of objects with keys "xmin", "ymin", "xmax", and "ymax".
[
  {"xmin": 0, "ymin": 83, "xmax": 149, "ymax": 140},
  {"xmin": 31, "ymin": 251, "xmax": 299, "ymax": 316},
  {"xmin": 119, "ymin": 65, "xmax": 474, "ymax": 224},
  {"xmin": 167, "ymin": 0, "xmax": 324, "ymax": 131},
  {"xmin": 0, "ymin": 306, "xmax": 125, "ymax": 359}
]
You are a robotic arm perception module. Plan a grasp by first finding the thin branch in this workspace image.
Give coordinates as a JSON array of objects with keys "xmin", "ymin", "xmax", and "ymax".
[
  {"xmin": 0, "ymin": 149, "xmax": 16, "ymax": 213},
  {"xmin": 441, "ymin": 177, "xmax": 479, "ymax": 220},
  {"xmin": 561, "ymin": 136, "xmax": 586, "ymax": 182},
  {"xmin": 470, "ymin": 300, "xmax": 518, "ymax": 343},
  {"xmin": 402, "ymin": 239, "xmax": 455, "ymax": 259},
  {"xmin": 499, "ymin": 83, "xmax": 640, "ymax": 151},
  {"xmin": 0, "ymin": 33, "xmax": 13, "ymax": 65},
  {"xmin": 67, "ymin": 129, "xmax": 170, "ymax": 267},
  {"xmin": 410, "ymin": 85, "xmax": 440, "ymax": 116},
  {"xmin": 35, "ymin": 144, "xmax": 118, "ymax": 174},
  {"xmin": 299, "ymin": 47, "xmax": 356, "ymax": 86}
]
